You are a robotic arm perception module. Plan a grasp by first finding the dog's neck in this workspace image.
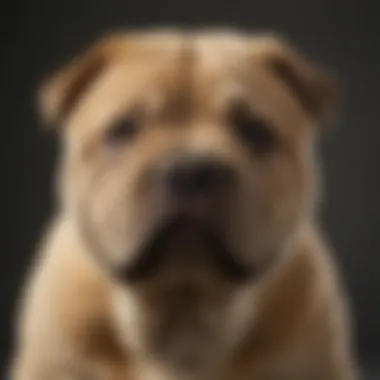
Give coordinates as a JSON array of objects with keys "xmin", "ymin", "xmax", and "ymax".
[
  {"xmin": 110, "ymin": 260, "xmax": 260, "ymax": 380},
  {"xmin": 131, "ymin": 356, "xmax": 227, "ymax": 380}
]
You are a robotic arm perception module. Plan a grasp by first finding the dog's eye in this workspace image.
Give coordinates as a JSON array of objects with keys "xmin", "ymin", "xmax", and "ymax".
[
  {"xmin": 231, "ymin": 106, "xmax": 276, "ymax": 154},
  {"xmin": 104, "ymin": 117, "xmax": 139, "ymax": 146}
]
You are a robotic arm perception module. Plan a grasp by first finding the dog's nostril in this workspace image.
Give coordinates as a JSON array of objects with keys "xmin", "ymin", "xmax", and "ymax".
[{"xmin": 166, "ymin": 158, "xmax": 232, "ymax": 199}]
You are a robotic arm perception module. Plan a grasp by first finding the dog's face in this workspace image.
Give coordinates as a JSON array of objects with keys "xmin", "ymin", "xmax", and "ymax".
[{"xmin": 40, "ymin": 29, "xmax": 337, "ymax": 371}]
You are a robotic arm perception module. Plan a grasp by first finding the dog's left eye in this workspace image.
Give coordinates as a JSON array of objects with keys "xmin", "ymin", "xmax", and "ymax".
[
  {"xmin": 230, "ymin": 105, "xmax": 276, "ymax": 155},
  {"xmin": 104, "ymin": 117, "xmax": 139, "ymax": 146}
]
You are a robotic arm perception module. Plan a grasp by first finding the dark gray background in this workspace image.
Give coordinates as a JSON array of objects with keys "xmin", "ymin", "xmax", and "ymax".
[{"xmin": 2, "ymin": 0, "xmax": 379, "ymax": 376}]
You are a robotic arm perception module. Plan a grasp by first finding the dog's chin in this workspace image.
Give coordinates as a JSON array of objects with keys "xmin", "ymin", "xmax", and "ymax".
[{"xmin": 116, "ymin": 214, "xmax": 255, "ymax": 284}]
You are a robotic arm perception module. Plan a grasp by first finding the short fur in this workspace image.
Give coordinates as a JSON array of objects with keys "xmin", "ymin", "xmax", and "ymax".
[{"xmin": 9, "ymin": 29, "xmax": 359, "ymax": 380}]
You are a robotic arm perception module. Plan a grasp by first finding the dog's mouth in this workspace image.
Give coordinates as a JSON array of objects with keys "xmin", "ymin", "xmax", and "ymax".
[{"xmin": 114, "ymin": 214, "xmax": 255, "ymax": 284}]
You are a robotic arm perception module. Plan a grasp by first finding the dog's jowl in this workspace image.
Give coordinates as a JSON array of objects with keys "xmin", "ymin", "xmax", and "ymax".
[{"xmin": 9, "ymin": 29, "xmax": 360, "ymax": 380}]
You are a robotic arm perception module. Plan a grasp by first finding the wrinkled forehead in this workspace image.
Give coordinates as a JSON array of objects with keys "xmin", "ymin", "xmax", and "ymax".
[{"xmin": 67, "ymin": 32, "xmax": 307, "ymax": 136}]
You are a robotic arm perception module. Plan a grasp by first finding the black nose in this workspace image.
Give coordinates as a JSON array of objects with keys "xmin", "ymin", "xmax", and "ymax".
[{"xmin": 163, "ymin": 156, "xmax": 234, "ymax": 200}]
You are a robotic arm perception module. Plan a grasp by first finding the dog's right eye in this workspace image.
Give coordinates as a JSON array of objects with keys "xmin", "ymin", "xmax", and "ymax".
[{"xmin": 103, "ymin": 117, "xmax": 139, "ymax": 147}]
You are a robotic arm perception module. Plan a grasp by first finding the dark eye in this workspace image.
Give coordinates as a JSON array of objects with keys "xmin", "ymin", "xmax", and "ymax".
[
  {"xmin": 104, "ymin": 117, "xmax": 139, "ymax": 146},
  {"xmin": 230, "ymin": 105, "xmax": 276, "ymax": 154}
]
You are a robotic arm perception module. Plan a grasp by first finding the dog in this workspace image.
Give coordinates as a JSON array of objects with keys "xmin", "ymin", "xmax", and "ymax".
[{"xmin": 9, "ymin": 29, "xmax": 360, "ymax": 380}]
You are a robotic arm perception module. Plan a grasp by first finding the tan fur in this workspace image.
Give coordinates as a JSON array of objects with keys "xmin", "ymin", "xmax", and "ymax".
[{"xmin": 9, "ymin": 29, "xmax": 359, "ymax": 380}]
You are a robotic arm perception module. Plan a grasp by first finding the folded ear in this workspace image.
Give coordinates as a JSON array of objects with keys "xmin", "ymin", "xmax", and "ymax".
[
  {"xmin": 38, "ymin": 34, "xmax": 126, "ymax": 128},
  {"xmin": 253, "ymin": 34, "xmax": 339, "ymax": 127}
]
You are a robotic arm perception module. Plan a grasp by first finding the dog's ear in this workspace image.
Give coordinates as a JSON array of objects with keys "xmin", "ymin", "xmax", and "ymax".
[
  {"xmin": 253, "ymin": 34, "xmax": 339, "ymax": 127},
  {"xmin": 38, "ymin": 34, "xmax": 125, "ymax": 128}
]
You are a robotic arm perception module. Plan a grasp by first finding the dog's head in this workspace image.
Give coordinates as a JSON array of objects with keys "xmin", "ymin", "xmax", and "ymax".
[{"xmin": 39, "ymin": 29, "xmax": 338, "ymax": 370}]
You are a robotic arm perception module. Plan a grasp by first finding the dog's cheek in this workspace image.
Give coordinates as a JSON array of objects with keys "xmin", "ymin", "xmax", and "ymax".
[
  {"xmin": 62, "ymin": 155, "xmax": 130, "ymax": 261},
  {"xmin": 267, "ymin": 154, "xmax": 308, "ymax": 233},
  {"xmin": 79, "ymin": 157, "xmax": 162, "ymax": 266},
  {"xmin": 232, "ymin": 152, "xmax": 307, "ymax": 264},
  {"xmin": 265, "ymin": 149, "xmax": 316, "ymax": 255}
]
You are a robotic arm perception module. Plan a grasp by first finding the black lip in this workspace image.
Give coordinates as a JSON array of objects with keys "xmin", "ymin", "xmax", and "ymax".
[{"xmin": 116, "ymin": 215, "xmax": 256, "ymax": 284}]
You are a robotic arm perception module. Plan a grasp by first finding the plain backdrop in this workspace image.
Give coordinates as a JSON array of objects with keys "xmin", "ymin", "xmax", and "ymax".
[{"xmin": 2, "ymin": 0, "xmax": 380, "ymax": 375}]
